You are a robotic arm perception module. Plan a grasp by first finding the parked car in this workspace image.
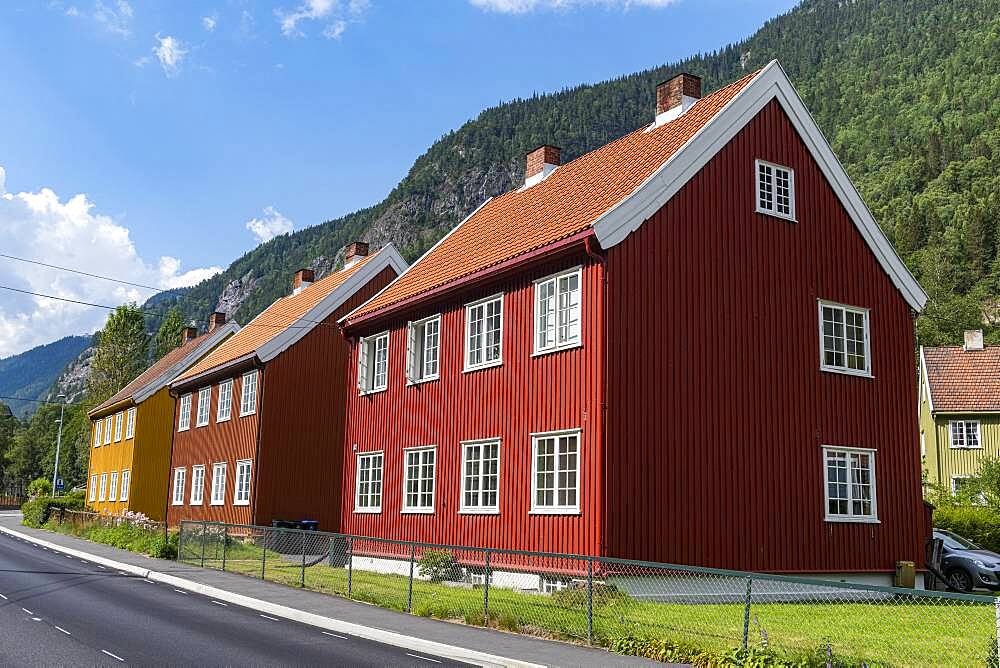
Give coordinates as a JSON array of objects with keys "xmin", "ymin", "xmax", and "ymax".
[{"xmin": 933, "ymin": 528, "xmax": 1000, "ymax": 592}]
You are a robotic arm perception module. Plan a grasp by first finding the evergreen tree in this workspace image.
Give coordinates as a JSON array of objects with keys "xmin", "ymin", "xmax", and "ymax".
[
  {"xmin": 87, "ymin": 304, "xmax": 149, "ymax": 406},
  {"xmin": 153, "ymin": 306, "xmax": 186, "ymax": 361}
]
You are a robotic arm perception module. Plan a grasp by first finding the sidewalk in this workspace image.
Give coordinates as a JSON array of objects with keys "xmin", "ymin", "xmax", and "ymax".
[{"xmin": 0, "ymin": 515, "xmax": 663, "ymax": 667}]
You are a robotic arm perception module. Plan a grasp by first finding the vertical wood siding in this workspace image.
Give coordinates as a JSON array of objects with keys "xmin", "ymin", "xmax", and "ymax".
[
  {"xmin": 129, "ymin": 390, "xmax": 178, "ymax": 521},
  {"xmin": 604, "ymin": 100, "xmax": 926, "ymax": 574},
  {"xmin": 87, "ymin": 409, "xmax": 136, "ymax": 516},
  {"xmin": 925, "ymin": 410, "xmax": 1000, "ymax": 488},
  {"xmin": 341, "ymin": 255, "xmax": 604, "ymax": 556}
]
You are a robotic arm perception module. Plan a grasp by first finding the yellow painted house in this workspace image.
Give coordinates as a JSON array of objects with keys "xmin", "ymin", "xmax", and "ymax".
[
  {"xmin": 920, "ymin": 331, "xmax": 1000, "ymax": 495},
  {"xmin": 87, "ymin": 317, "xmax": 238, "ymax": 520}
]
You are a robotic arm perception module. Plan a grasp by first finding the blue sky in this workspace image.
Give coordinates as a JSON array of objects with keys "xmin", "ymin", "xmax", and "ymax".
[{"xmin": 0, "ymin": 0, "xmax": 797, "ymax": 355}]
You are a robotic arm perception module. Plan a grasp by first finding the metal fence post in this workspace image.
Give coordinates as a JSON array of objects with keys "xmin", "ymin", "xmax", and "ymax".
[
  {"xmin": 301, "ymin": 530, "xmax": 307, "ymax": 588},
  {"xmin": 586, "ymin": 558, "xmax": 594, "ymax": 646},
  {"xmin": 347, "ymin": 537, "xmax": 354, "ymax": 597},
  {"xmin": 221, "ymin": 524, "xmax": 228, "ymax": 572},
  {"xmin": 260, "ymin": 528, "xmax": 267, "ymax": 579},
  {"xmin": 177, "ymin": 522, "xmax": 184, "ymax": 563},
  {"xmin": 407, "ymin": 542, "xmax": 416, "ymax": 613},
  {"xmin": 483, "ymin": 549, "xmax": 491, "ymax": 625},
  {"xmin": 200, "ymin": 521, "xmax": 207, "ymax": 568},
  {"xmin": 742, "ymin": 576, "xmax": 753, "ymax": 650}
]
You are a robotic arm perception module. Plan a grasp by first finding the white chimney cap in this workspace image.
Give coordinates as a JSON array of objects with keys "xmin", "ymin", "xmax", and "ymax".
[{"xmin": 964, "ymin": 330, "xmax": 984, "ymax": 351}]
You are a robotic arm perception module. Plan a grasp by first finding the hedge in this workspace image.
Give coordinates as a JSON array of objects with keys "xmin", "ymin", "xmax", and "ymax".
[
  {"xmin": 933, "ymin": 506, "xmax": 1000, "ymax": 553},
  {"xmin": 21, "ymin": 493, "xmax": 85, "ymax": 528}
]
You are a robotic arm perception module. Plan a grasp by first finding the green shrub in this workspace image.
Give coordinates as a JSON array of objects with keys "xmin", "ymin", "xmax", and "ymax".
[
  {"xmin": 417, "ymin": 549, "xmax": 462, "ymax": 582},
  {"xmin": 27, "ymin": 477, "xmax": 52, "ymax": 498},
  {"xmin": 496, "ymin": 612, "xmax": 521, "ymax": 633},
  {"xmin": 933, "ymin": 505, "xmax": 1000, "ymax": 553},
  {"xmin": 463, "ymin": 609, "xmax": 486, "ymax": 626},
  {"xmin": 21, "ymin": 495, "xmax": 85, "ymax": 527}
]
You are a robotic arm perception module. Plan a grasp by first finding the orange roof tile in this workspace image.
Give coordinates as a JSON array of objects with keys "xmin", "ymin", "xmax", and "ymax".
[
  {"xmin": 177, "ymin": 251, "xmax": 383, "ymax": 381},
  {"xmin": 350, "ymin": 69, "xmax": 760, "ymax": 320},
  {"xmin": 924, "ymin": 346, "xmax": 1000, "ymax": 413}
]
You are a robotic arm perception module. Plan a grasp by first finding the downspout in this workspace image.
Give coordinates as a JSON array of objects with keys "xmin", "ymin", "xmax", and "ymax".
[
  {"xmin": 251, "ymin": 362, "xmax": 266, "ymax": 526},
  {"xmin": 164, "ymin": 398, "xmax": 176, "ymax": 540},
  {"xmin": 585, "ymin": 236, "xmax": 609, "ymax": 559}
]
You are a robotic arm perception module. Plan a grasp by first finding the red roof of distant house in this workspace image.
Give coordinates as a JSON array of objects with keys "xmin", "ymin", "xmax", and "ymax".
[{"xmin": 923, "ymin": 346, "xmax": 1000, "ymax": 412}]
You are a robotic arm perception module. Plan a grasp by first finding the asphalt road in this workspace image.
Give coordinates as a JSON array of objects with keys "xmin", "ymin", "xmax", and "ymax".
[{"xmin": 0, "ymin": 527, "xmax": 471, "ymax": 667}]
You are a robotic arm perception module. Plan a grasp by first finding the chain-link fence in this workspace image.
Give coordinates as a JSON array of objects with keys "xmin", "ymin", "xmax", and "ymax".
[{"xmin": 178, "ymin": 521, "xmax": 997, "ymax": 666}]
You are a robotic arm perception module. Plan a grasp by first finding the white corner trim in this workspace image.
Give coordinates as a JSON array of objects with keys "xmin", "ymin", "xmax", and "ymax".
[
  {"xmin": 134, "ymin": 321, "xmax": 241, "ymax": 404},
  {"xmin": 919, "ymin": 346, "xmax": 936, "ymax": 414},
  {"xmin": 0, "ymin": 525, "xmax": 540, "ymax": 668},
  {"xmin": 256, "ymin": 244, "xmax": 409, "ymax": 363},
  {"xmin": 592, "ymin": 60, "xmax": 927, "ymax": 313}
]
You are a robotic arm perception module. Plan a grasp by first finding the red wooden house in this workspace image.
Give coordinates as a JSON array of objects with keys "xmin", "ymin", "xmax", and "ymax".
[
  {"xmin": 166, "ymin": 243, "xmax": 407, "ymax": 530},
  {"xmin": 338, "ymin": 62, "xmax": 929, "ymax": 585}
]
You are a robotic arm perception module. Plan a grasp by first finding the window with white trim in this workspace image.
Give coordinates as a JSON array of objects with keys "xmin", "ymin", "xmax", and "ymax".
[
  {"xmin": 89, "ymin": 475, "xmax": 97, "ymax": 502},
  {"xmin": 178, "ymin": 394, "xmax": 192, "ymax": 431},
  {"xmin": 823, "ymin": 447, "xmax": 877, "ymax": 521},
  {"xmin": 109, "ymin": 471, "xmax": 118, "ymax": 502},
  {"xmin": 211, "ymin": 462, "xmax": 227, "ymax": 505},
  {"xmin": 358, "ymin": 332, "xmax": 389, "ymax": 393},
  {"xmin": 819, "ymin": 301, "xmax": 870, "ymax": 375},
  {"xmin": 541, "ymin": 576, "xmax": 570, "ymax": 593},
  {"xmin": 355, "ymin": 452, "xmax": 383, "ymax": 512},
  {"xmin": 99, "ymin": 473, "xmax": 108, "ymax": 502},
  {"xmin": 216, "ymin": 379, "xmax": 233, "ymax": 422},
  {"xmin": 196, "ymin": 387, "xmax": 211, "ymax": 426},
  {"xmin": 755, "ymin": 159, "xmax": 795, "ymax": 220},
  {"xmin": 172, "ymin": 468, "xmax": 186, "ymax": 505},
  {"xmin": 531, "ymin": 430, "xmax": 580, "ymax": 513},
  {"xmin": 125, "ymin": 407, "xmax": 135, "ymax": 440},
  {"xmin": 104, "ymin": 416, "xmax": 112, "ymax": 444},
  {"xmin": 406, "ymin": 316, "xmax": 440, "ymax": 384},
  {"xmin": 240, "ymin": 371, "xmax": 257, "ymax": 416},
  {"xmin": 113, "ymin": 411, "xmax": 123, "ymax": 442},
  {"xmin": 949, "ymin": 420, "xmax": 981, "ymax": 449},
  {"xmin": 120, "ymin": 470, "xmax": 130, "ymax": 502},
  {"xmin": 461, "ymin": 439, "xmax": 500, "ymax": 512},
  {"xmin": 190, "ymin": 465, "xmax": 205, "ymax": 505},
  {"xmin": 952, "ymin": 475, "xmax": 976, "ymax": 496},
  {"xmin": 465, "ymin": 295, "xmax": 503, "ymax": 370},
  {"xmin": 94, "ymin": 420, "xmax": 102, "ymax": 448},
  {"xmin": 535, "ymin": 269, "xmax": 581, "ymax": 354},
  {"xmin": 402, "ymin": 447, "xmax": 436, "ymax": 513},
  {"xmin": 234, "ymin": 460, "xmax": 252, "ymax": 505}
]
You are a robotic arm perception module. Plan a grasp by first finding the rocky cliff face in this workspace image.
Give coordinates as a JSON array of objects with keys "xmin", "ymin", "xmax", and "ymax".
[
  {"xmin": 215, "ymin": 270, "xmax": 258, "ymax": 319},
  {"xmin": 48, "ymin": 344, "xmax": 95, "ymax": 406}
]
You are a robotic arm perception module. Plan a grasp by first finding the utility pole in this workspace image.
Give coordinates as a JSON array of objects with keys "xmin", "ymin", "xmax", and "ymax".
[{"xmin": 51, "ymin": 394, "xmax": 66, "ymax": 496}]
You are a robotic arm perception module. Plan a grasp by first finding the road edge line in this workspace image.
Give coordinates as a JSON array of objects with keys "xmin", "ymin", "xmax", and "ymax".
[{"xmin": 0, "ymin": 524, "xmax": 543, "ymax": 668}]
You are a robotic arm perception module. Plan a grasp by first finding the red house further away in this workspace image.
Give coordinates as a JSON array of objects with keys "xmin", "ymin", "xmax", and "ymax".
[
  {"xmin": 338, "ymin": 61, "xmax": 930, "ymax": 587},
  {"xmin": 166, "ymin": 243, "xmax": 407, "ymax": 531}
]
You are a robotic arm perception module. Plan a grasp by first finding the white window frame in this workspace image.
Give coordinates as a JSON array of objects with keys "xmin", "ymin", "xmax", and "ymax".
[
  {"xmin": 104, "ymin": 416, "xmax": 113, "ymax": 445},
  {"xmin": 196, "ymin": 387, "xmax": 211, "ymax": 427},
  {"xmin": 120, "ymin": 469, "xmax": 130, "ymax": 502},
  {"xmin": 172, "ymin": 468, "xmax": 186, "ymax": 505},
  {"xmin": 216, "ymin": 379, "xmax": 233, "ymax": 422},
  {"xmin": 99, "ymin": 473, "xmax": 108, "ymax": 502},
  {"xmin": 541, "ymin": 576, "xmax": 570, "ymax": 593},
  {"xmin": 530, "ymin": 429, "xmax": 582, "ymax": 515},
  {"xmin": 460, "ymin": 439, "xmax": 501, "ymax": 514},
  {"xmin": 234, "ymin": 459, "xmax": 252, "ymax": 506},
  {"xmin": 822, "ymin": 446, "xmax": 878, "ymax": 523},
  {"xmin": 108, "ymin": 471, "xmax": 118, "ymax": 502},
  {"xmin": 211, "ymin": 462, "xmax": 227, "ymax": 506},
  {"xmin": 755, "ymin": 159, "xmax": 796, "ymax": 221},
  {"xmin": 125, "ymin": 407, "xmax": 135, "ymax": 440},
  {"xmin": 951, "ymin": 475, "xmax": 974, "ymax": 496},
  {"xmin": 464, "ymin": 294, "xmax": 504, "ymax": 372},
  {"xmin": 402, "ymin": 446, "xmax": 437, "ymax": 514},
  {"xmin": 178, "ymin": 394, "xmax": 192, "ymax": 431},
  {"xmin": 818, "ymin": 300, "xmax": 872, "ymax": 378},
  {"xmin": 949, "ymin": 420, "xmax": 982, "ymax": 450},
  {"xmin": 94, "ymin": 420, "xmax": 102, "ymax": 448},
  {"xmin": 240, "ymin": 371, "xmax": 258, "ymax": 416},
  {"xmin": 190, "ymin": 465, "xmax": 205, "ymax": 505},
  {"xmin": 358, "ymin": 332, "xmax": 390, "ymax": 394},
  {"xmin": 354, "ymin": 451, "xmax": 384, "ymax": 513},
  {"xmin": 533, "ymin": 267, "xmax": 583, "ymax": 355},
  {"xmin": 113, "ymin": 411, "xmax": 123, "ymax": 442},
  {"xmin": 406, "ymin": 315, "xmax": 441, "ymax": 385},
  {"xmin": 89, "ymin": 475, "xmax": 97, "ymax": 502}
]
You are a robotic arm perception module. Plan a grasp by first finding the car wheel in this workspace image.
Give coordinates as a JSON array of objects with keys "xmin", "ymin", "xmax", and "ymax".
[{"xmin": 947, "ymin": 568, "xmax": 974, "ymax": 593}]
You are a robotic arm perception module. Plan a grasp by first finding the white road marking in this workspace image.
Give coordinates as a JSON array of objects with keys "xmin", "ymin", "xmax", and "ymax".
[
  {"xmin": 21, "ymin": 607, "xmax": 33, "ymax": 614},
  {"xmin": 210, "ymin": 600, "xmax": 228, "ymax": 607},
  {"xmin": 173, "ymin": 589, "xmax": 188, "ymax": 595},
  {"xmin": 97, "ymin": 565, "xmax": 106, "ymax": 570},
  {"xmin": 31, "ymin": 617, "xmax": 42, "ymax": 622},
  {"xmin": 101, "ymin": 650, "xmax": 124, "ymax": 662},
  {"xmin": 0, "ymin": 593, "xmax": 7, "ymax": 600},
  {"xmin": 322, "ymin": 631, "xmax": 347, "ymax": 639},
  {"xmin": 407, "ymin": 654, "xmax": 441, "ymax": 663},
  {"xmin": 117, "ymin": 571, "xmax": 126, "ymax": 575},
  {"xmin": 259, "ymin": 614, "xmax": 278, "ymax": 621},
  {"xmin": 55, "ymin": 626, "xmax": 71, "ymax": 635},
  {"xmin": 142, "ymin": 579, "xmax": 156, "ymax": 584}
]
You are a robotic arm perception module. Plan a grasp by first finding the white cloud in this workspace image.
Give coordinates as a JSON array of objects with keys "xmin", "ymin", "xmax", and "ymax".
[
  {"xmin": 322, "ymin": 20, "xmax": 346, "ymax": 39},
  {"xmin": 0, "ymin": 166, "xmax": 222, "ymax": 357},
  {"xmin": 245, "ymin": 206, "xmax": 294, "ymax": 244},
  {"xmin": 276, "ymin": 0, "xmax": 366, "ymax": 39},
  {"xmin": 202, "ymin": 15, "xmax": 217, "ymax": 31},
  {"xmin": 92, "ymin": 0, "xmax": 133, "ymax": 36},
  {"xmin": 65, "ymin": 6, "xmax": 81, "ymax": 17},
  {"xmin": 152, "ymin": 34, "xmax": 188, "ymax": 77},
  {"xmin": 469, "ymin": 0, "xmax": 676, "ymax": 12}
]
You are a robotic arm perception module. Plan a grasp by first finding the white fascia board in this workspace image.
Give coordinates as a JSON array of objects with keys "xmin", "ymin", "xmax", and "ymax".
[
  {"xmin": 256, "ymin": 243, "xmax": 409, "ymax": 363},
  {"xmin": 338, "ymin": 197, "xmax": 494, "ymax": 326},
  {"xmin": 919, "ymin": 346, "xmax": 935, "ymax": 414},
  {"xmin": 592, "ymin": 60, "xmax": 927, "ymax": 313},
  {"xmin": 133, "ymin": 321, "xmax": 242, "ymax": 404}
]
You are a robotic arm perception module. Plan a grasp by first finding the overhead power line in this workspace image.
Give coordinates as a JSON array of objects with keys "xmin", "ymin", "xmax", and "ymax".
[
  {"xmin": 0, "ymin": 395, "xmax": 80, "ymax": 406},
  {"xmin": 0, "ymin": 253, "xmax": 166, "ymax": 292}
]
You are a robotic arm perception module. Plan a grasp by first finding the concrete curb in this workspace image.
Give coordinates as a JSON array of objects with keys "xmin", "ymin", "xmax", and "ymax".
[{"xmin": 0, "ymin": 524, "xmax": 544, "ymax": 668}]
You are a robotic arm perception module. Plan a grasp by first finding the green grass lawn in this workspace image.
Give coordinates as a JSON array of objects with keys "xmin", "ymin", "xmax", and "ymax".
[{"xmin": 182, "ymin": 537, "xmax": 994, "ymax": 667}]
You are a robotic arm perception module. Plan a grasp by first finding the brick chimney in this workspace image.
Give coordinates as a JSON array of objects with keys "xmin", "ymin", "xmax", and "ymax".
[
  {"xmin": 654, "ymin": 73, "xmax": 702, "ymax": 127},
  {"xmin": 344, "ymin": 242, "xmax": 369, "ymax": 269},
  {"xmin": 525, "ymin": 145, "xmax": 561, "ymax": 188},
  {"xmin": 181, "ymin": 326, "xmax": 198, "ymax": 345},
  {"xmin": 292, "ymin": 268, "xmax": 315, "ymax": 295},
  {"xmin": 964, "ymin": 330, "xmax": 985, "ymax": 352},
  {"xmin": 208, "ymin": 311, "xmax": 226, "ymax": 333}
]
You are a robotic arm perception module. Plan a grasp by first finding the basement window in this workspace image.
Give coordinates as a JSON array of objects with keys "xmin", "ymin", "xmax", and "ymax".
[
  {"xmin": 755, "ymin": 159, "xmax": 795, "ymax": 221},
  {"xmin": 402, "ymin": 446, "xmax": 436, "ymax": 513},
  {"xmin": 355, "ymin": 452, "xmax": 383, "ymax": 513},
  {"xmin": 949, "ymin": 420, "xmax": 982, "ymax": 449},
  {"xmin": 178, "ymin": 394, "xmax": 192, "ymax": 431},
  {"xmin": 172, "ymin": 468, "xmax": 186, "ymax": 505},
  {"xmin": 358, "ymin": 332, "xmax": 390, "ymax": 394},
  {"xmin": 534, "ymin": 268, "xmax": 582, "ymax": 354},
  {"xmin": 819, "ymin": 301, "xmax": 870, "ymax": 377},
  {"xmin": 197, "ymin": 387, "xmax": 211, "ymax": 427},
  {"xmin": 823, "ymin": 446, "xmax": 877, "ymax": 522},
  {"xmin": 407, "ymin": 315, "xmax": 441, "ymax": 384}
]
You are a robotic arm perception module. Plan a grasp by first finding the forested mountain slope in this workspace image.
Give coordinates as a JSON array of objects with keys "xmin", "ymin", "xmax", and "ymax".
[
  {"xmin": 0, "ymin": 335, "xmax": 92, "ymax": 417},
  {"xmin": 153, "ymin": 0, "xmax": 1000, "ymax": 346}
]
